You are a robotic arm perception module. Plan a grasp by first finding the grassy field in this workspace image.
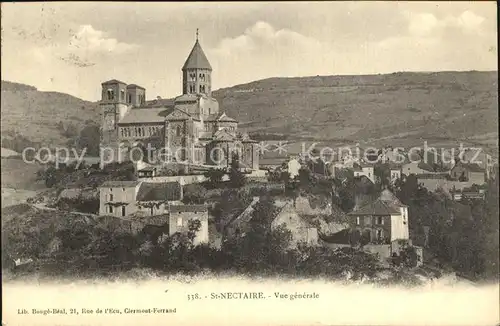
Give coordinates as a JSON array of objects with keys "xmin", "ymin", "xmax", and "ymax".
[
  {"xmin": 1, "ymin": 81, "xmax": 100, "ymax": 147},
  {"xmin": 214, "ymin": 71, "xmax": 498, "ymax": 155},
  {"xmin": 0, "ymin": 158, "xmax": 45, "ymax": 190}
]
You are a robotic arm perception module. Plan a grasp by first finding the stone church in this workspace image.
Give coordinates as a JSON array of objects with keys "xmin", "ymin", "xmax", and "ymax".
[{"xmin": 100, "ymin": 34, "xmax": 259, "ymax": 171}]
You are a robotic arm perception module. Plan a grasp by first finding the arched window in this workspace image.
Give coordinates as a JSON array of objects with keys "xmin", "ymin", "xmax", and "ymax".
[{"xmin": 107, "ymin": 89, "xmax": 114, "ymax": 100}]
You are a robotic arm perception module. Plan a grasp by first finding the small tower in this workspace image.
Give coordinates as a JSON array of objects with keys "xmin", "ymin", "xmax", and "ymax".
[
  {"xmin": 182, "ymin": 29, "xmax": 212, "ymax": 97},
  {"xmin": 126, "ymin": 84, "xmax": 146, "ymax": 107},
  {"xmin": 100, "ymin": 79, "xmax": 130, "ymax": 165}
]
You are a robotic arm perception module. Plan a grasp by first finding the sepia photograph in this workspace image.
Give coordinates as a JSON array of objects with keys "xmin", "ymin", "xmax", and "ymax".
[{"xmin": 1, "ymin": 2, "xmax": 499, "ymax": 325}]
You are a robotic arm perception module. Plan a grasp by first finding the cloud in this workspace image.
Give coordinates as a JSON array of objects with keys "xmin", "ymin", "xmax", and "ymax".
[
  {"xmin": 54, "ymin": 25, "xmax": 139, "ymax": 68},
  {"xmin": 407, "ymin": 10, "xmax": 487, "ymax": 37},
  {"xmin": 68, "ymin": 25, "xmax": 137, "ymax": 54},
  {"xmin": 408, "ymin": 13, "xmax": 439, "ymax": 37}
]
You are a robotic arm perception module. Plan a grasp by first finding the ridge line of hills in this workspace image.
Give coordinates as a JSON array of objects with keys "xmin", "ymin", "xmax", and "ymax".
[{"xmin": 1, "ymin": 70, "xmax": 498, "ymax": 155}]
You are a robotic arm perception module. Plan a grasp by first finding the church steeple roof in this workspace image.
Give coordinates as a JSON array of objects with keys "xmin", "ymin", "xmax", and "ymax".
[{"xmin": 182, "ymin": 36, "xmax": 212, "ymax": 71}]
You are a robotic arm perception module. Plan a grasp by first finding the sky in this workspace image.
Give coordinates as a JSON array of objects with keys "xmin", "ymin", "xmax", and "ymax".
[{"xmin": 1, "ymin": 2, "xmax": 497, "ymax": 101}]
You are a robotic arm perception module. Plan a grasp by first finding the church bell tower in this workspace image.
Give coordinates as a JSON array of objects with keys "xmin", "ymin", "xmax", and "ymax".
[{"xmin": 182, "ymin": 29, "xmax": 212, "ymax": 97}]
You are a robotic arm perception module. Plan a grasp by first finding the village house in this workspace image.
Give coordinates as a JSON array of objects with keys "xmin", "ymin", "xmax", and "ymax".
[
  {"xmin": 401, "ymin": 161, "xmax": 435, "ymax": 176},
  {"xmin": 449, "ymin": 161, "xmax": 486, "ymax": 185},
  {"xmin": 389, "ymin": 165, "xmax": 402, "ymax": 184},
  {"xmin": 226, "ymin": 197, "xmax": 321, "ymax": 248},
  {"xmin": 271, "ymin": 201, "xmax": 319, "ymax": 248},
  {"xmin": 168, "ymin": 204, "xmax": 209, "ymax": 245},
  {"xmin": 99, "ymin": 180, "xmax": 183, "ymax": 217},
  {"xmin": 353, "ymin": 163, "xmax": 375, "ymax": 183},
  {"xmin": 346, "ymin": 189, "xmax": 409, "ymax": 244}
]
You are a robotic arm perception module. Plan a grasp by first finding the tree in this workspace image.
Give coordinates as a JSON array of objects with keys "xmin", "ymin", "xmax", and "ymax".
[
  {"xmin": 77, "ymin": 124, "xmax": 101, "ymax": 156},
  {"xmin": 203, "ymin": 168, "xmax": 225, "ymax": 189},
  {"xmin": 399, "ymin": 246, "xmax": 419, "ymax": 268},
  {"xmin": 374, "ymin": 163, "xmax": 391, "ymax": 188},
  {"xmin": 229, "ymin": 153, "xmax": 246, "ymax": 188},
  {"xmin": 182, "ymin": 184, "xmax": 207, "ymax": 204}
]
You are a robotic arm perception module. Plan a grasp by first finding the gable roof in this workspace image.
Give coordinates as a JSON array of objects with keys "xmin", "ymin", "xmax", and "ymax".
[
  {"xmin": 119, "ymin": 107, "xmax": 171, "ymax": 124},
  {"xmin": 459, "ymin": 162, "xmax": 485, "ymax": 173},
  {"xmin": 379, "ymin": 189, "xmax": 405, "ymax": 206},
  {"xmin": 348, "ymin": 198, "xmax": 401, "ymax": 216},
  {"xmin": 136, "ymin": 182, "xmax": 182, "ymax": 202},
  {"xmin": 165, "ymin": 108, "xmax": 193, "ymax": 121},
  {"xmin": 182, "ymin": 40, "xmax": 212, "ymax": 70},
  {"xmin": 170, "ymin": 205, "xmax": 208, "ymax": 213},
  {"xmin": 102, "ymin": 79, "xmax": 127, "ymax": 85},
  {"xmin": 174, "ymin": 94, "xmax": 199, "ymax": 103},
  {"xmin": 213, "ymin": 129, "xmax": 237, "ymax": 141},
  {"xmin": 100, "ymin": 180, "xmax": 140, "ymax": 188},
  {"xmin": 126, "ymin": 84, "xmax": 145, "ymax": 90}
]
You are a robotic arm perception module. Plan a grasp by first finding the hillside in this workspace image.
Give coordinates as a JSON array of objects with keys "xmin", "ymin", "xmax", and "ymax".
[
  {"xmin": 1, "ymin": 71, "xmax": 498, "ymax": 154},
  {"xmin": 1, "ymin": 81, "xmax": 100, "ymax": 147},
  {"xmin": 213, "ymin": 71, "xmax": 498, "ymax": 153}
]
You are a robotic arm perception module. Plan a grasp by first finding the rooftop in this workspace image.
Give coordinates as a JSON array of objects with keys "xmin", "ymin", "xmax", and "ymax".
[
  {"xmin": 349, "ymin": 190, "xmax": 406, "ymax": 216},
  {"xmin": 119, "ymin": 107, "xmax": 172, "ymax": 124},
  {"xmin": 127, "ymin": 84, "xmax": 146, "ymax": 90},
  {"xmin": 170, "ymin": 204, "xmax": 208, "ymax": 213},
  {"xmin": 136, "ymin": 182, "xmax": 182, "ymax": 202},
  {"xmin": 182, "ymin": 40, "xmax": 212, "ymax": 71},
  {"xmin": 100, "ymin": 180, "xmax": 141, "ymax": 188},
  {"xmin": 459, "ymin": 162, "xmax": 486, "ymax": 172},
  {"xmin": 102, "ymin": 79, "xmax": 127, "ymax": 85}
]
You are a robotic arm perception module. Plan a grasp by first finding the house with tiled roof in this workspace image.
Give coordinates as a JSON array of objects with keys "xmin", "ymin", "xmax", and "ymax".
[
  {"xmin": 98, "ymin": 180, "xmax": 209, "ymax": 245},
  {"xmin": 450, "ymin": 161, "xmax": 486, "ymax": 185},
  {"xmin": 346, "ymin": 189, "xmax": 409, "ymax": 244},
  {"xmin": 99, "ymin": 180, "xmax": 184, "ymax": 217},
  {"xmin": 99, "ymin": 31, "xmax": 259, "ymax": 172}
]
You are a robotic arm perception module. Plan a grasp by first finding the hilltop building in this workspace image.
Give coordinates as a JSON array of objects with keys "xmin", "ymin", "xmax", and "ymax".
[{"xmin": 100, "ymin": 32, "xmax": 259, "ymax": 172}]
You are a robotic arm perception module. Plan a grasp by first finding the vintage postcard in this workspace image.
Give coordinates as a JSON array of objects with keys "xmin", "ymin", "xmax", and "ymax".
[{"xmin": 1, "ymin": 2, "xmax": 499, "ymax": 326}]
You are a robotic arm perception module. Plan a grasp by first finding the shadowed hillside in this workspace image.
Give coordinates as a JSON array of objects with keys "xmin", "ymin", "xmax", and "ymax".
[
  {"xmin": 213, "ymin": 71, "xmax": 498, "ymax": 152},
  {"xmin": 1, "ymin": 81, "xmax": 100, "ymax": 147}
]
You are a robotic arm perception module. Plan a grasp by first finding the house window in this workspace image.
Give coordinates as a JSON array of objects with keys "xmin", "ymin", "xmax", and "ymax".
[
  {"xmin": 120, "ymin": 90, "xmax": 125, "ymax": 101},
  {"xmin": 356, "ymin": 216, "xmax": 360, "ymax": 225},
  {"xmin": 128, "ymin": 94, "xmax": 132, "ymax": 103},
  {"xmin": 189, "ymin": 73, "xmax": 196, "ymax": 81},
  {"xmin": 109, "ymin": 205, "xmax": 113, "ymax": 213},
  {"xmin": 150, "ymin": 207, "xmax": 154, "ymax": 216},
  {"xmin": 109, "ymin": 194, "xmax": 113, "ymax": 201},
  {"xmin": 121, "ymin": 206, "xmax": 126, "ymax": 217},
  {"xmin": 176, "ymin": 125, "xmax": 182, "ymax": 136},
  {"xmin": 377, "ymin": 216, "xmax": 383, "ymax": 225},
  {"xmin": 177, "ymin": 217, "xmax": 183, "ymax": 227},
  {"xmin": 107, "ymin": 89, "xmax": 114, "ymax": 100},
  {"xmin": 121, "ymin": 128, "xmax": 124, "ymax": 137},
  {"xmin": 376, "ymin": 229, "xmax": 383, "ymax": 240}
]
